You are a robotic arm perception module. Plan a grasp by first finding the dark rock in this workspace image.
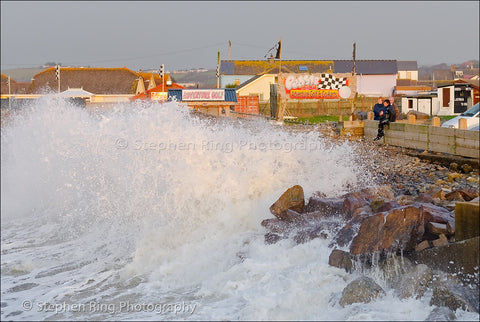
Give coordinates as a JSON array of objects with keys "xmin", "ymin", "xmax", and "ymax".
[
  {"xmin": 350, "ymin": 205, "xmax": 425, "ymax": 255},
  {"xmin": 328, "ymin": 249, "xmax": 353, "ymax": 273},
  {"xmin": 331, "ymin": 212, "xmax": 370, "ymax": 248},
  {"xmin": 415, "ymin": 240, "xmax": 431, "ymax": 252},
  {"xmin": 449, "ymin": 162, "xmax": 459, "ymax": 172},
  {"xmin": 339, "ymin": 276, "xmax": 385, "ymax": 307},
  {"xmin": 445, "ymin": 191, "xmax": 465, "ymax": 202},
  {"xmin": 293, "ymin": 228, "xmax": 328, "ymax": 244},
  {"xmin": 407, "ymin": 237, "xmax": 479, "ymax": 285},
  {"xmin": 375, "ymin": 200, "xmax": 401, "ymax": 213},
  {"xmin": 419, "ymin": 202, "xmax": 455, "ymax": 227},
  {"xmin": 430, "ymin": 275, "xmax": 479, "ymax": 312},
  {"xmin": 379, "ymin": 256, "xmax": 414, "ymax": 289},
  {"xmin": 261, "ymin": 218, "xmax": 291, "ymax": 234},
  {"xmin": 461, "ymin": 164, "xmax": 473, "ymax": 174},
  {"xmin": 264, "ymin": 232, "xmax": 282, "ymax": 245},
  {"xmin": 342, "ymin": 197, "xmax": 368, "ymax": 220},
  {"xmin": 425, "ymin": 306, "xmax": 456, "ymax": 321},
  {"xmin": 416, "ymin": 193, "xmax": 434, "ymax": 204},
  {"xmin": 427, "ymin": 222, "xmax": 449, "ymax": 236},
  {"xmin": 425, "ymin": 187, "xmax": 446, "ymax": 200},
  {"xmin": 396, "ymin": 264, "xmax": 433, "ymax": 299},
  {"xmin": 456, "ymin": 188, "xmax": 479, "ymax": 201},
  {"xmin": 304, "ymin": 197, "xmax": 344, "ymax": 216},
  {"xmin": 432, "ymin": 234, "xmax": 448, "ymax": 247}
]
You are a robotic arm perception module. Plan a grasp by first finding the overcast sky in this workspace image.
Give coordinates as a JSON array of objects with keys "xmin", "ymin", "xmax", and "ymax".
[{"xmin": 1, "ymin": 1, "xmax": 479, "ymax": 71}]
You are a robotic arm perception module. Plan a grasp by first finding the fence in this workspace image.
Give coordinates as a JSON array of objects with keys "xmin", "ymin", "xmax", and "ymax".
[{"xmin": 257, "ymin": 96, "xmax": 381, "ymax": 118}]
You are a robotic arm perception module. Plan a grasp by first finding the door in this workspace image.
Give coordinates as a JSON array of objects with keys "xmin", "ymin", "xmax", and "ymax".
[{"xmin": 442, "ymin": 88, "xmax": 450, "ymax": 107}]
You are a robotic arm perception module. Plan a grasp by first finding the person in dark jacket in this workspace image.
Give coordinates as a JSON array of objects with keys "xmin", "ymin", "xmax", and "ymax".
[
  {"xmin": 373, "ymin": 97, "xmax": 385, "ymax": 120},
  {"xmin": 389, "ymin": 96, "xmax": 402, "ymax": 120},
  {"xmin": 374, "ymin": 99, "xmax": 392, "ymax": 141}
]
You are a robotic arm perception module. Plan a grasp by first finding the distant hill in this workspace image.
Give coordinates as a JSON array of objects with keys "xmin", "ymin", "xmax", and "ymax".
[
  {"xmin": 3, "ymin": 59, "xmax": 478, "ymax": 86},
  {"xmin": 170, "ymin": 70, "xmax": 217, "ymax": 88}
]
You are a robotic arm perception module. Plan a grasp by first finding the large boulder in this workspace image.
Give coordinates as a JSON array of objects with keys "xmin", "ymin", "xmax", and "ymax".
[
  {"xmin": 395, "ymin": 264, "xmax": 433, "ymax": 299},
  {"xmin": 304, "ymin": 197, "xmax": 344, "ymax": 217},
  {"xmin": 430, "ymin": 275, "xmax": 479, "ymax": 313},
  {"xmin": 269, "ymin": 185, "xmax": 305, "ymax": 221},
  {"xmin": 339, "ymin": 276, "xmax": 385, "ymax": 307},
  {"xmin": 330, "ymin": 211, "xmax": 371, "ymax": 248},
  {"xmin": 341, "ymin": 186, "xmax": 395, "ymax": 220},
  {"xmin": 328, "ymin": 249, "xmax": 353, "ymax": 273},
  {"xmin": 425, "ymin": 307, "xmax": 456, "ymax": 321},
  {"xmin": 349, "ymin": 205, "xmax": 425, "ymax": 255},
  {"xmin": 378, "ymin": 256, "xmax": 415, "ymax": 289},
  {"xmin": 406, "ymin": 237, "xmax": 479, "ymax": 285}
]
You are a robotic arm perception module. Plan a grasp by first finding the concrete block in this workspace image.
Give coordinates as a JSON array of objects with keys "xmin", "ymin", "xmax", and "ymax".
[
  {"xmin": 455, "ymin": 202, "xmax": 480, "ymax": 241},
  {"xmin": 407, "ymin": 237, "xmax": 479, "ymax": 285},
  {"xmin": 415, "ymin": 240, "xmax": 431, "ymax": 252},
  {"xmin": 432, "ymin": 234, "xmax": 449, "ymax": 247},
  {"xmin": 455, "ymin": 147, "xmax": 480, "ymax": 159}
]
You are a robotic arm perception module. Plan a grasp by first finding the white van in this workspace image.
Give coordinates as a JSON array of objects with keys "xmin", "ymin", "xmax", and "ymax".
[{"xmin": 441, "ymin": 102, "xmax": 479, "ymax": 130}]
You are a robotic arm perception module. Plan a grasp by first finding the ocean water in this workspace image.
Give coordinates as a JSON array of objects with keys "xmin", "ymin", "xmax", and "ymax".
[{"xmin": 1, "ymin": 97, "xmax": 478, "ymax": 321}]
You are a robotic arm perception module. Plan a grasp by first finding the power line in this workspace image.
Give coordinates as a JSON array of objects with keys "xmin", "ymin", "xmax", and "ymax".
[{"xmin": 2, "ymin": 42, "xmax": 226, "ymax": 68}]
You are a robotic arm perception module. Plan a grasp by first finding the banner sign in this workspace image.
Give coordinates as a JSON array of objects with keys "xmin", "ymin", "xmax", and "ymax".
[
  {"xmin": 289, "ymin": 89, "xmax": 339, "ymax": 99},
  {"xmin": 150, "ymin": 92, "xmax": 167, "ymax": 101},
  {"xmin": 281, "ymin": 73, "xmax": 354, "ymax": 100},
  {"xmin": 182, "ymin": 90, "xmax": 225, "ymax": 101}
]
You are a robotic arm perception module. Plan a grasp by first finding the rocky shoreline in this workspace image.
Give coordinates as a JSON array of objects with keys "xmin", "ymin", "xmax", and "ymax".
[{"xmin": 260, "ymin": 129, "xmax": 479, "ymax": 318}]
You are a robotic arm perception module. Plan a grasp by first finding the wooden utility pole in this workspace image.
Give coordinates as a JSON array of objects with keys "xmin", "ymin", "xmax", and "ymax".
[
  {"xmin": 352, "ymin": 41, "xmax": 356, "ymax": 76},
  {"xmin": 228, "ymin": 40, "xmax": 231, "ymax": 60},
  {"xmin": 216, "ymin": 51, "xmax": 220, "ymax": 88}
]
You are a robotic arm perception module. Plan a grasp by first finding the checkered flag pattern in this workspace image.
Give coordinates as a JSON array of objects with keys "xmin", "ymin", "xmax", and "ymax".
[{"xmin": 317, "ymin": 74, "xmax": 347, "ymax": 90}]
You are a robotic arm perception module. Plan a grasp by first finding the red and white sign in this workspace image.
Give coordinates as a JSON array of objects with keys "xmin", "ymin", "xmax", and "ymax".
[{"xmin": 182, "ymin": 90, "xmax": 225, "ymax": 101}]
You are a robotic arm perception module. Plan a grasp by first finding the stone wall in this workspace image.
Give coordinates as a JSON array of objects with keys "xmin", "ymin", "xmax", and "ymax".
[{"xmin": 364, "ymin": 120, "xmax": 479, "ymax": 159}]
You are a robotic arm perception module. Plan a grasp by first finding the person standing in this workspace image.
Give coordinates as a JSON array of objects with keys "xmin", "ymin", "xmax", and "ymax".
[
  {"xmin": 389, "ymin": 96, "xmax": 402, "ymax": 120},
  {"xmin": 373, "ymin": 97, "xmax": 384, "ymax": 120}
]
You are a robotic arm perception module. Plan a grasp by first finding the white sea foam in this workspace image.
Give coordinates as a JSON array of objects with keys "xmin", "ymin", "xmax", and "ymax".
[{"xmin": 1, "ymin": 96, "xmax": 478, "ymax": 321}]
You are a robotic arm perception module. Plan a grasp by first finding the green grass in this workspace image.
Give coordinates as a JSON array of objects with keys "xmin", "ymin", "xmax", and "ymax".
[
  {"xmin": 294, "ymin": 115, "xmax": 350, "ymax": 123},
  {"xmin": 438, "ymin": 115, "xmax": 457, "ymax": 121}
]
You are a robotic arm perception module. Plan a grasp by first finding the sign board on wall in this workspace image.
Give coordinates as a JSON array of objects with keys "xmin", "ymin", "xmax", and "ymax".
[
  {"xmin": 182, "ymin": 90, "xmax": 225, "ymax": 101},
  {"xmin": 150, "ymin": 92, "xmax": 168, "ymax": 101},
  {"xmin": 279, "ymin": 73, "xmax": 356, "ymax": 100}
]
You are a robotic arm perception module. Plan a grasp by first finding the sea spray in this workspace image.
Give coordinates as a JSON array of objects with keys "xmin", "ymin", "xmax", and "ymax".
[{"xmin": 2, "ymin": 97, "xmax": 478, "ymax": 320}]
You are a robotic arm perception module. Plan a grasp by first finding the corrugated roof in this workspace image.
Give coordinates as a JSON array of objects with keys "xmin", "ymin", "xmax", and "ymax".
[
  {"xmin": 221, "ymin": 60, "xmax": 397, "ymax": 75},
  {"xmin": 220, "ymin": 60, "xmax": 332, "ymax": 75},
  {"xmin": 30, "ymin": 67, "xmax": 139, "ymax": 94},
  {"xmin": 397, "ymin": 61, "xmax": 418, "ymax": 70},
  {"xmin": 334, "ymin": 60, "xmax": 397, "ymax": 74}
]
